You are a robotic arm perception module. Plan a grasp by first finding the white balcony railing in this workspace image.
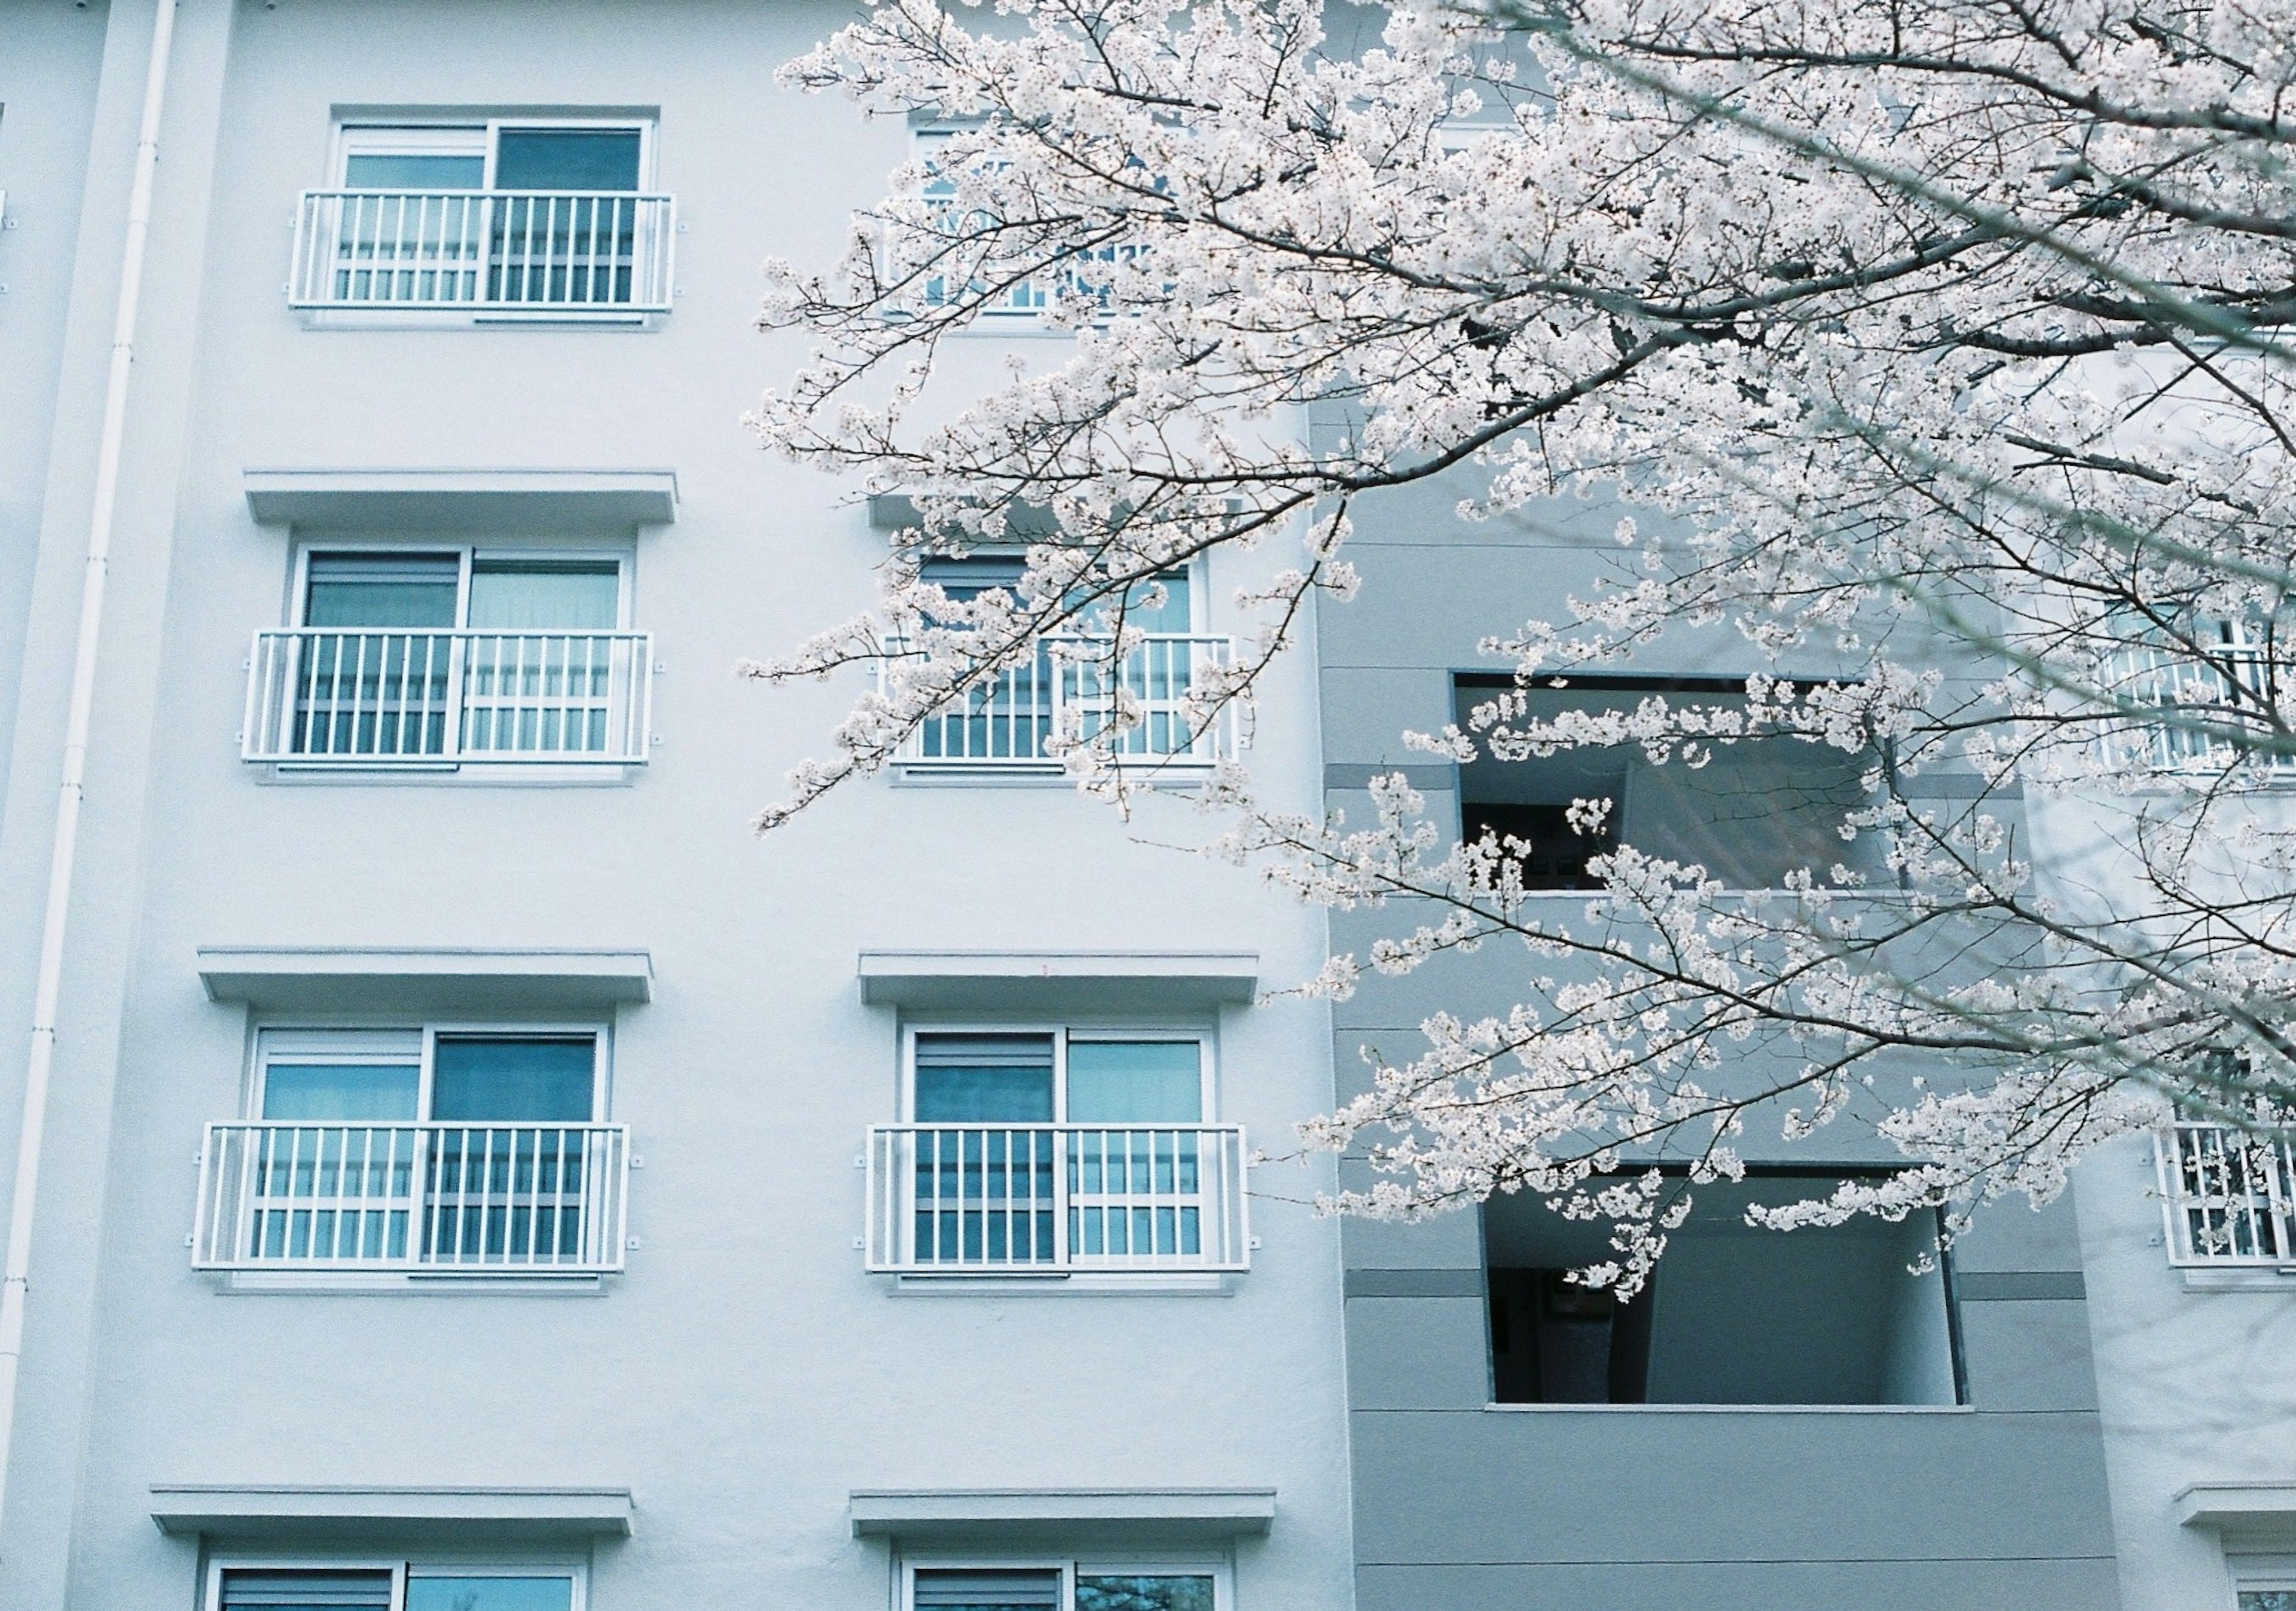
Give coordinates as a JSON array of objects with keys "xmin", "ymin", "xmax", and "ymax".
[
  {"xmin": 865, "ymin": 1123, "xmax": 1250, "ymax": 1274},
  {"xmin": 242, "ymin": 629, "xmax": 653, "ymax": 766},
  {"xmin": 2159, "ymin": 1122, "xmax": 2296, "ymax": 1265},
  {"xmin": 2105, "ymin": 631, "xmax": 2295, "ymax": 773},
  {"xmin": 290, "ymin": 190, "xmax": 674, "ymax": 314},
  {"xmin": 899, "ymin": 634, "xmax": 1237, "ymax": 768},
  {"xmin": 193, "ymin": 1122, "xmax": 630, "ymax": 1274}
]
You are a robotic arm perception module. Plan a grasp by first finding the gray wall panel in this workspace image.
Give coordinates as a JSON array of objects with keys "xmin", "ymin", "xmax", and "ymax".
[{"xmin": 1349, "ymin": 1407, "xmax": 2120, "ymax": 1564}]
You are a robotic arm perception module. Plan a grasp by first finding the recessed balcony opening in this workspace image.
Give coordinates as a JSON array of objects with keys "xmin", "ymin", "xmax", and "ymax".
[
  {"xmin": 1454, "ymin": 675, "xmax": 1889, "ymax": 890},
  {"xmin": 1483, "ymin": 1176, "xmax": 1961, "ymax": 1406}
]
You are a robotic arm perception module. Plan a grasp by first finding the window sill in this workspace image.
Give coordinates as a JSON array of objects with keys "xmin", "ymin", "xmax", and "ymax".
[
  {"xmin": 254, "ymin": 760, "xmax": 640, "ymax": 787},
  {"xmin": 2178, "ymin": 1265, "xmax": 2296, "ymax": 1292},
  {"xmin": 297, "ymin": 309, "xmax": 664, "ymax": 331},
  {"xmin": 887, "ymin": 1271, "xmax": 1236, "ymax": 1297},
  {"xmin": 212, "ymin": 1270, "xmax": 610, "ymax": 1296},
  {"xmin": 1479, "ymin": 1400, "xmax": 1971, "ymax": 1414},
  {"xmin": 889, "ymin": 760, "xmax": 1219, "ymax": 790}
]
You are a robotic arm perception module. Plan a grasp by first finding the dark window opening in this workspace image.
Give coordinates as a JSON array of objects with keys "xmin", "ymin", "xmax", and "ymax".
[
  {"xmin": 1454, "ymin": 676, "xmax": 1887, "ymax": 891},
  {"xmin": 1485, "ymin": 1176, "xmax": 1959, "ymax": 1406}
]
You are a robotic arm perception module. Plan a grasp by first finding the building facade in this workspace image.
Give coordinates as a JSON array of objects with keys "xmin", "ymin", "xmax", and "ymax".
[{"xmin": 1, "ymin": 4, "xmax": 2292, "ymax": 1611}]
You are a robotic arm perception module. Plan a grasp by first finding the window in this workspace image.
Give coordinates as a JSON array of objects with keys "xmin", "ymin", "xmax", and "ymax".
[
  {"xmin": 909, "ymin": 1564, "xmax": 1219, "ymax": 1611},
  {"xmin": 1455, "ymin": 675, "xmax": 1888, "ymax": 890},
  {"xmin": 255, "ymin": 1028, "xmax": 603, "ymax": 1126},
  {"xmin": 906, "ymin": 557, "xmax": 1229, "ymax": 768},
  {"xmin": 192, "ymin": 1028, "xmax": 631, "ymax": 1275},
  {"xmin": 2244, "ymin": 1594, "xmax": 2296, "ymax": 1611},
  {"xmin": 2158, "ymin": 1119, "xmax": 2296, "ymax": 1266},
  {"xmin": 863, "ymin": 1028, "xmax": 1250, "ymax": 1274},
  {"xmin": 914, "ymin": 130, "xmax": 1151, "ymax": 317},
  {"xmin": 292, "ymin": 120, "xmax": 669, "ymax": 314},
  {"xmin": 1483, "ymin": 1176, "xmax": 1959, "ymax": 1406},
  {"xmin": 2102, "ymin": 614, "xmax": 2296, "ymax": 775},
  {"xmin": 243, "ymin": 547, "xmax": 651, "ymax": 767},
  {"xmin": 213, "ymin": 1563, "xmax": 581, "ymax": 1611}
]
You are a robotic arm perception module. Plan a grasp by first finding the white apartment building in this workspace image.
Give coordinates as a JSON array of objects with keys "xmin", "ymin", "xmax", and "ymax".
[
  {"xmin": 0, "ymin": 4, "xmax": 1352, "ymax": 1607},
  {"xmin": 7, "ymin": 6, "xmax": 2296, "ymax": 1611}
]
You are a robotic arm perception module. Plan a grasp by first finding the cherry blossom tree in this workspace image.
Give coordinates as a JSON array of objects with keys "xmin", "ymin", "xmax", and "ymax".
[{"xmin": 747, "ymin": 0, "xmax": 2296, "ymax": 1275}]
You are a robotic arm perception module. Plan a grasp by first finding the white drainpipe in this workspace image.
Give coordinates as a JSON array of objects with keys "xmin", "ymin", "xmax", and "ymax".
[{"xmin": 0, "ymin": 0, "xmax": 180, "ymax": 1540}]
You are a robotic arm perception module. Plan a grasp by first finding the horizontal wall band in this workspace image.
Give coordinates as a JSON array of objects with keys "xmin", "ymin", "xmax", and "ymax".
[
  {"xmin": 1953, "ymin": 1271, "xmax": 2086, "ymax": 1301},
  {"xmin": 1346, "ymin": 1268, "xmax": 1485, "ymax": 1298}
]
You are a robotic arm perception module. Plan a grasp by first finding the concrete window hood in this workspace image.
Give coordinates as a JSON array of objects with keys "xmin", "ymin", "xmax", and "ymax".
[
  {"xmin": 857, "ymin": 951, "xmax": 1257, "ymax": 1015},
  {"xmin": 197, "ymin": 946, "xmax": 653, "ymax": 1014},
  {"xmin": 149, "ymin": 1484, "xmax": 633, "ymax": 1542},
  {"xmin": 848, "ymin": 1487, "xmax": 1275, "ymax": 1546},
  {"xmin": 243, "ymin": 468, "xmax": 679, "ymax": 532}
]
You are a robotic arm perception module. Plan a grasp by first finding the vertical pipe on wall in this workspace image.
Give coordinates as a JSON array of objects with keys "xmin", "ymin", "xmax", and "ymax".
[{"xmin": 0, "ymin": 0, "xmax": 181, "ymax": 1542}]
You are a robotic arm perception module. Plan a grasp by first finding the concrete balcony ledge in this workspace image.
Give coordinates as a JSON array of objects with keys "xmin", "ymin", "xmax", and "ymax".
[
  {"xmin": 857, "ymin": 950, "xmax": 1258, "ymax": 1014},
  {"xmin": 197, "ymin": 946, "xmax": 653, "ymax": 1013},
  {"xmin": 849, "ymin": 1487, "xmax": 1276, "ymax": 1545},
  {"xmin": 150, "ymin": 1484, "xmax": 634, "ymax": 1542},
  {"xmin": 2178, "ymin": 1482, "xmax": 2296, "ymax": 1537},
  {"xmin": 243, "ymin": 468, "xmax": 679, "ymax": 531}
]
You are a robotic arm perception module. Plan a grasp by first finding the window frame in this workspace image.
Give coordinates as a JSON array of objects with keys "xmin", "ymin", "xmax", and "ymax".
[
  {"xmin": 287, "ymin": 543, "xmax": 633, "ymax": 632},
  {"xmin": 899, "ymin": 1022, "xmax": 1217, "ymax": 1125},
  {"xmin": 900, "ymin": 1555, "xmax": 1232, "ymax": 1611},
  {"xmin": 334, "ymin": 118, "xmax": 655, "ymax": 192},
  {"xmin": 206, "ymin": 1555, "xmax": 589, "ymax": 1611},
  {"xmin": 249, "ymin": 1022, "xmax": 612, "ymax": 1125}
]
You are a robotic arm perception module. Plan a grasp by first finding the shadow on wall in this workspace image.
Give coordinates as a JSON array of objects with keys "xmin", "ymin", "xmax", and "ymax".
[{"xmin": 1484, "ymin": 1177, "xmax": 1961, "ymax": 1406}]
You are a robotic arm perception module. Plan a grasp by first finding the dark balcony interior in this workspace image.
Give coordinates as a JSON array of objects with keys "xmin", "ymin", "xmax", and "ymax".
[
  {"xmin": 1485, "ymin": 1177, "xmax": 1959, "ymax": 1406},
  {"xmin": 1454, "ymin": 678, "xmax": 1890, "ymax": 890}
]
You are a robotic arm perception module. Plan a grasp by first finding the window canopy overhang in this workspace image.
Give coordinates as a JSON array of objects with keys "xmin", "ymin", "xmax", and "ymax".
[
  {"xmin": 848, "ymin": 1487, "xmax": 1275, "ymax": 1546},
  {"xmin": 149, "ymin": 1484, "xmax": 634, "ymax": 1542},
  {"xmin": 2178, "ymin": 1482, "xmax": 2296, "ymax": 1540},
  {"xmin": 856, "ymin": 950, "xmax": 1258, "ymax": 1014},
  {"xmin": 244, "ymin": 468, "xmax": 679, "ymax": 531},
  {"xmin": 197, "ymin": 947, "xmax": 653, "ymax": 1014}
]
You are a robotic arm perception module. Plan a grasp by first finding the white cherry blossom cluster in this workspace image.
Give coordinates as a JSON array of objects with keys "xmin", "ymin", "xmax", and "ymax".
[{"xmin": 752, "ymin": 0, "xmax": 2296, "ymax": 1273}]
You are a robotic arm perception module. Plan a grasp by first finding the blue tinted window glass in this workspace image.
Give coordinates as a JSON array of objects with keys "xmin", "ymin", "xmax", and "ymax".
[
  {"xmin": 406, "ymin": 1578, "xmax": 574, "ymax": 1611},
  {"xmin": 493, "ymin": 129, "xmax": 640, "ymax": 191},
  {"xmin": 303, "ymin": 553, "xmax": 460, "ymax": 628},
  {"xmin": 344, "ymin": 154, "xmax": 484, "ymax": 189},
  {"xmin": 1064, "ymin": 1041, "xmax": 1202, "ymax": 1122},
  {"xmin": 261, "ymin": 1063, "xmax": 420, "ymax": 1121},
  {"xmin": 430, "ymin": 1037, "xmax": 596, "ymax": 1122},
  {"xmin": 1077, "ymin": 1577, "xmax": 1216, "ymax": 1611},
  {"xmin": 913, "ymin": 1034, "xmax": 1055, "ymax": 1121}
]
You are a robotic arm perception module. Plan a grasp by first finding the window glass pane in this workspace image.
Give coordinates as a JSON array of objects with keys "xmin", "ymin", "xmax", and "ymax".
[
  {"xmin": 1080, "ymin": 571, "xmax": 1190, "ymax": 634},
  {"xmin": 344, "ymin": 153, "xmax": 484, "ymax": 188},
  {"xmin": 406, "ymin": 1578, "xmax": 575, "ymax": 1611},
  {"xmin": 430, "ymin": 1037, "xmax": 597, "ymax": 1122},
  {"xmin": 303, "ymin": 554, "xmax": 460, "ymax": 629},
  {"xmin": 466, "ymin": 561, "xmax": 621, "ymax": 630},
  {"xmin": 219, "ymin": 1570, "xmax": 393, "ymax": 1610},
  {"xmin": 261, "ymin": 1062, "xmax": 421, "ymax": 1121},
  {"xmin": 493, "ymin": 128, "xmax": 641, "ymax": 191},
  {"xmin": 920, "ymin": 555, "xmax": 1027, "ymax": 604},
  {"xmin": 2241, "ymin": 1595, "xmax": 2296, "ymax": 1611},
  {"xmin": 1076, "ymin": 1576, "xmax": 1216, "ymax": 1611},
  {"xmin": 1064, "ymin": 1041, "xmax": 1202, "ymax": 1122},
  {"xmin": 912, "ymin": 1570, "xmax": 1061, "ymax": 1609},
  {"xmin": 913, "ymin": 1034, "xmax": 1055, "ymax": 1121}
]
